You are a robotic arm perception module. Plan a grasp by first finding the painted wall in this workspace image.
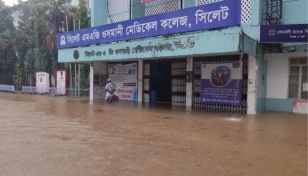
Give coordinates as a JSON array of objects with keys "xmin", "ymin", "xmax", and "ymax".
[
  {"xmin": 281, "ymin": 0, "xmax": 308, "ymax": 24},
  {"xmin": 242, "ymin": 0, "xmax": 263, "ymax": 40},
  {"xmin": 247, "ymin": 56, "xmax": 257, "ymax": 114},
  {"xmin": 91, "ymin": 0, "xmax": 107, "ymax": 27},
  {"xmin": 265, "ymin": 52, "xmax": 307, "ymax": 112}
]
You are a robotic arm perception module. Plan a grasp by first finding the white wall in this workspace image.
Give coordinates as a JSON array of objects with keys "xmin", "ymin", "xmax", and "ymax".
[
  {"xmin": 247, "ymin": 56, "xmax": 257, "ymax": 115},
  {"xmin": 265, "ymin": 52, "xmax": 306, "ymax": 99}
]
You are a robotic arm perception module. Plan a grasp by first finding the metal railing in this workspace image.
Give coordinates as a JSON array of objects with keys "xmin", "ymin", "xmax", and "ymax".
[
  {"xmin": 22, "ymin": 86, "xmax": 38, "ymax": 94},
  {"xmin": 22, "ymin": 86, "xmax": 89, "ymax": 96},
  {"xmin": 0, "ymin": 84, "xmax": 15, "ymax": 93}
]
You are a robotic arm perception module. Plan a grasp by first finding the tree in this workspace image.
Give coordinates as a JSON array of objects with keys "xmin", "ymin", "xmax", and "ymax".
[
  {"xmin": 76, "ymin": 0, "xmax": 90, "ymax": 29},
  {"xmin": 76, "ymin": 0, "xmax": 90, "ymax": 89},
  {"xmin": 0, "ymin": 0, "xmax": 17, "ymax": 84},
  {"xmin": 17, "ymin": 0, "xmax": 72, "ymax": 86}
]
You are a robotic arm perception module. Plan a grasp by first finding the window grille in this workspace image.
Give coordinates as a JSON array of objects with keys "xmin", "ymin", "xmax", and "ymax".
[
  {"xmin": 196, "ymin": 0, "xmax": 252, "ymax": 23},
  {"xmin": 145, "ymin": 0, "xmax": 181, "ymax": 16},
  {"xmin": 107, "ymin": 0, "xmax": 130, "ymax": 23},
  {"xmin": 289, "ymin": 57, "xmax": 308, "ymax": 100}
]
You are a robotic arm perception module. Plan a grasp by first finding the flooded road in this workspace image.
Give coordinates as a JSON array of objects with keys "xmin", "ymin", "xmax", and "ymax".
[{"xmin": 0, "ymin": 92, "xmax": 307, "ymax": 176}]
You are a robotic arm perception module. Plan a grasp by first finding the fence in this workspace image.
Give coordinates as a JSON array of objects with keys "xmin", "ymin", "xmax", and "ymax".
[
  {"xmin": 22, "ymin": 86, "xmax": 89, "ymax": 96},
  {"xmin": 0, "ymin": 85, "xmax": 15, "ymax": 93}
]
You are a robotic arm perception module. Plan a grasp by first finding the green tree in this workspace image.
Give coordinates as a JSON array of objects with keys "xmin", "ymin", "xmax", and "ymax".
[
  {"xmin": 76, "ymin": 0, "xmax": 90, "ymax": 29},
  {"xmin": 76, "ymin": 0, "xmax": 90, "ymax": 89},
  {"xmin": 0, "ymin": 0, "xmax": 17, "ymax": 84},
  {"xmin": 17, "ymin": 0, "xmax": 72, "ymax": 85}
]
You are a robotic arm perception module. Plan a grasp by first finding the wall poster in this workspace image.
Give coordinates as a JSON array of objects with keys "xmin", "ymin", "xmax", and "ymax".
[
  {"xmin": 108, "ymin": 63, "xmax": 138, "ymax": 101},
  {"xmin": 201, "ymin": 62, "xmax": 242, "ymax": 105}
]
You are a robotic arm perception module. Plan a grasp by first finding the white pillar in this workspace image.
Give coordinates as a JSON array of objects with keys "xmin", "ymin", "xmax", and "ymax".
[
  {"xmin": 186, "ymin": 57, "xmax": 193, "ymax": 107},
  {"xmin": 78, "ymin": 64, "xmax": 81, "ymax": 96},
  {"xmin": 89, "ymin": 63, "xmax": 94, "ymax": 103},
  {"xmin": 75, "ymin": 64, "xmax": 77, "ymax": 96},
  {"xmin": 138, "ymin": 60, "xmax": 143, "ymax": 103},
  {"xmin": 247, "ymin": 56, "xmax": 257, "ymax": 115}
]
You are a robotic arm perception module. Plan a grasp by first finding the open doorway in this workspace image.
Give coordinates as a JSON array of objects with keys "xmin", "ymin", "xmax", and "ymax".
[{"xmin": 147, "ymin": 60, "xmax": 172, "ymax": 104}]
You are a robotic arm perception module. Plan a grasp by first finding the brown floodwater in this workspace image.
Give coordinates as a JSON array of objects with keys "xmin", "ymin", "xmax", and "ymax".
[{"xmin": 0, "ymin": 92, "xmax": 307, "ymax": 176}]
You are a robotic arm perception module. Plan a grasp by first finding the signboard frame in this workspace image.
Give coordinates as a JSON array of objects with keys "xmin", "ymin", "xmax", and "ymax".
[{"xmin": 260, "ymin": 24, "xmax": 308, "ymax": 43}]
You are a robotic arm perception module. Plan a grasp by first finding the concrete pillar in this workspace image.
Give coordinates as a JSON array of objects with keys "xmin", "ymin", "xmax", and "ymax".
[
  {"xmin": 186, "ymin": 57, "xmax": 193, "ymax": 107},
  {"xmin": 89, "ymin": 63, "xmax": 94, "ymax": 103},
  {"xmin": 247, "ymin": 56, "xmax": 257, "ymax": 115},
  {"xmin": 132, "ymin": 0, "xmax": 145, "ymax": 19},
  {"xmin": 182, "ymin": 0, "xmax": 195, "ymax": 9},
  {"xmin": 91, "ymin": 0, "xmax": 107, "ymax": 27},
  {"xmin": 138, "ymin": 60, "xmax": 144, "ymax": 103}
]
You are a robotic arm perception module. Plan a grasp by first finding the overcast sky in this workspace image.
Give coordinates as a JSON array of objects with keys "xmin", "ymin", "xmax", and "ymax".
[{"xmin": 3, "ymin": 0, "xmax": 27, "ymax": 6}]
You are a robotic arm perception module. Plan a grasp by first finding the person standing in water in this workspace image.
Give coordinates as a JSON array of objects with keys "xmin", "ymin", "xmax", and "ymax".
[{"xmin": 105, "ymin": 78, "xmax": 116, "ymax": 102}]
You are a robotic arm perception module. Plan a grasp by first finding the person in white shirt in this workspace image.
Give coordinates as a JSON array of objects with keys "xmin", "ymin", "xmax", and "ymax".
[{"xmin": 105, "ymin": 78, "xmax": 116, "ymax": 102}]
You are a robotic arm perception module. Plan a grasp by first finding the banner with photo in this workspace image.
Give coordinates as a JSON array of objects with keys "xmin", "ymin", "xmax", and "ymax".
[
  {"xmin": 108, "ymin": 63, "xmax": 138, "ymax": 101},
  {"xmin": 201, "ymin": 62, "xmax": 242, "ymax": 105}
]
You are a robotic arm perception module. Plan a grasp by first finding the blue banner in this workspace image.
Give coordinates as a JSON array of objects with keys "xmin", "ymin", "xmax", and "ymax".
[
  {"xmin": 260, "ymin": 24, "xmax": 308, "ymax": 43},
  {"xmin": 57, "ymin": 0, "xmax": 241, "ymax": 49},
  {"xmin": 201, "ymin": 62, "xmax": 242, "ymax": 105}
]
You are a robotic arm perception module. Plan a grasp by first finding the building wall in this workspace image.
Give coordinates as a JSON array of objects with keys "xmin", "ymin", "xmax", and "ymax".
[
  {"xmin": 281, "ymin": 0, "xmax": 308, "ymax": 24},
  {"xmin": 262, "ymin": 0, "xmax": 308, "ymax": 112},
  {"xmin": 265, "ymin": 52, "xmax": 307, "ymax": 112},
  {"xmin": 84, "ymin": 0, "xmax": 262, "ymax": 112}
]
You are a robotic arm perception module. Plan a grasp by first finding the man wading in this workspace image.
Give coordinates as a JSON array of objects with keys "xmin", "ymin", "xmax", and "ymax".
[{"xmin": 105, "ymin": 78, "xmax": 116, "ymax": 102}]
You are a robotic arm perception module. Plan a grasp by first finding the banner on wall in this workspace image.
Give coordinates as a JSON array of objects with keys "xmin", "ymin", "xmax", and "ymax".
[
  {"xmin": 201, "ymin": 62, "xmax": 242, "ymax": 105},
  {"xmin": 108, "ymin": 63, "xmax": 138, "ymax": 101}
]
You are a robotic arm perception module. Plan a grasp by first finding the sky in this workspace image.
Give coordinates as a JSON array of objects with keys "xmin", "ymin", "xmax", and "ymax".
[{"xmin": 3, "ymin": 0, "xmax": 27, "ymax": 6}]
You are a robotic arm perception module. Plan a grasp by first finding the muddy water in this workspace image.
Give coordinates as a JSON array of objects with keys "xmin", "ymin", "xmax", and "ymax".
[{"xmin": 0, "ymin": 92, "xmax": 306, "ymax": 176}]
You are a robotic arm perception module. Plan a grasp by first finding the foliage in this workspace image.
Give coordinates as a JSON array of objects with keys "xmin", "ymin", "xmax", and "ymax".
[
  {"xmin": 0, "ymin": 0, "xmax": 17, "ymax": 84},
  {"xmin": 0, "ymin": 0, "xmax": 91, "ymax": 89}
]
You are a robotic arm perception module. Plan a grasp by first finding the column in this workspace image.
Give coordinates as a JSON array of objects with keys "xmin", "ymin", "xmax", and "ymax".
[
  {"xmin": 132, "ymin": 0, "xmax": 145, "ymax": 19},
  {"xmin": 138, "ymin": 60, "xmax": 143, "ymax": 103},
  {"xmin": 182, "ymin": 0, "xmax": 195, "ymax": 9},
  {"xmin": 89, "ymin": 63, "xmax": 94, "ymax": 103},
  {"xmin": 186, "ymin": 57, "xmax": 193, "ymax": 107},
  {"xmin": 91, "ymin": 0, "xmax": 107, "ymax": 27},
  {"xmin": 247, "ymin": 55, "xmax": 257, "ymax": 114}
]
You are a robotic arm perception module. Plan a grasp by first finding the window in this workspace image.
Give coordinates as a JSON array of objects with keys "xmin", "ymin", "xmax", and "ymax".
[
  {"xmin": 289, "ymin": 57, "xmax": 308, "ymax": 100},
  {"xmin": 107, "ymin": 0, "xmax": 130, "ymax": 24},
  {"xmin": 145, "ymin": 0, "xmax": 181, "ymax": 16}
]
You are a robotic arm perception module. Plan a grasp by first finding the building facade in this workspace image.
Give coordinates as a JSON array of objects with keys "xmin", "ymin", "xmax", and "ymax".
[
  {"xmin": 260, "ymin": 0, "xmax": 308, "ymax": 113},
  {"xmin": 57, "ymin": 0, "xmax": 307, "ymax": 114}
]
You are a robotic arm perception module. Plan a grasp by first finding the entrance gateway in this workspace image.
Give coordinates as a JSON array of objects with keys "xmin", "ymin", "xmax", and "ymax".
[{"xmin": 108, "ymin": 55, "xmax": 248, "ymax": 114}]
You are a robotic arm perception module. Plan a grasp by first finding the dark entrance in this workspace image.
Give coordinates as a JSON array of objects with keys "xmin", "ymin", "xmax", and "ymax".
[
  {"xmin": 146, "ymin": 60, "xmax": 172, "ymax": 104},
  {"xmin": 150, "ymin": 60, "xmax": 172, "ymax": 103}
]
